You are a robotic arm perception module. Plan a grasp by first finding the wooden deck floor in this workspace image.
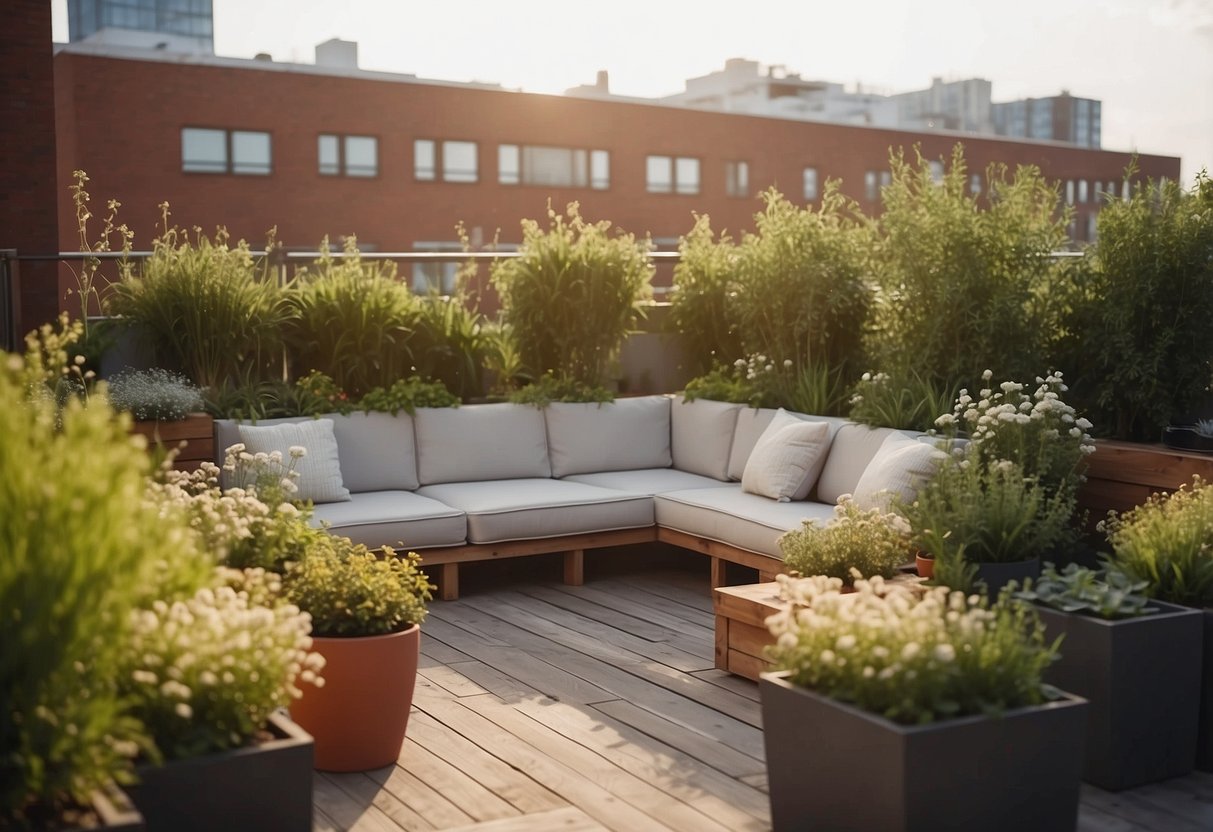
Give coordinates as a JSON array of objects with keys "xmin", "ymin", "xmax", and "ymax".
[{"xmin": 311, "ymin": 548, "xmax": 1213, "ymax": 832}]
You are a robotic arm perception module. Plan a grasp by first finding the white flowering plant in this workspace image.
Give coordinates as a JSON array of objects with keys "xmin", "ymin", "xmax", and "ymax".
[
  {"xmin": 684, "ymin": 353, "xmax": 849, "ymax": 415},
  {"xmin": 118, "ymin": 570, "xmax": 324, "ymax": 761},
  {"xmin": 848, "ymin": 369, "xmax": 958, "ymax": 432},
  {"xmin": 933, "ymin": 370, "xmax": 1095, "ymax": 499},
  {"xmin": 765, "ymin": 574, "xmax": 1059, "ymax": 724},
  {"xmin": 779, "ymin": 498, "xmax": 913, "ymax": 586},
  {"xmin": 149, "ymin": 444, "xmax": 320, "ymax": 572}
]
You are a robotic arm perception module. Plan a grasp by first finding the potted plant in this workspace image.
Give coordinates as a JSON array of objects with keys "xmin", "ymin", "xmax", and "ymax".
[
  {"xmin": 284, "ymin": 539, "xmax": 433, "ymax": 771},
  {"xmin": 1102, "ymin": 477, "xmax": 1213, "ymax": 771},
  {"xmin": 1015, "ymin": 563, "xmax": 1202, "ymax": 789},
  {"xmin": 1162, "ymin": 419, "xmax": 1213, "ymax": 453},
  {"xmin": 778, "ymin": 497, "xmax": 913, "ymax": 586},
  {"xmin": 761, "ymin": 574, "xmax": 1087, "ymax": 832},
  {"xmin": 119, "ymin": 570, "xmax": 321, "ymax": 832},
  {"xmin": 108, "ymin": 368, "xmax": 212, "ymax": 470}
]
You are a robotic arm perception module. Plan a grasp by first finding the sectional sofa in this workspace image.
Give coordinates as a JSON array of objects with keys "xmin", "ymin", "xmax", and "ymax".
[{"xmin": 215, "ymin": 395, "xmax": 943, "ymax": 599}]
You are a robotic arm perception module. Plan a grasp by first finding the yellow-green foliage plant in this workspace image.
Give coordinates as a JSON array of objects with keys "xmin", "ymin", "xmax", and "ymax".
[
  {"xmin": 0, "ymin": 323, "xmax": 205, "ymax": 827},
  {"xmin": 731, "ymin": 187, "xmax": 872, "ymax": 382},
  {"xmin": 285, "ymin": 236, "xmax": 423, "ymax": 399},
  {"xmin": 669, "ymin": 214, "xmax": 743, "ymax": 375},
  {"xmin": 491, "ymin": 202, "xmax": 653, "ymax": 388},
  {"xmin": 779, "ymin": 498, "xmax": 913, "ymax": 586},
  {"xmin": 870, "ymin": 145, "xmax": 1070, "ymax": 389},
  {"xmin": 107, "ymin": 204, "xmax": 291, "ymax": 391}
]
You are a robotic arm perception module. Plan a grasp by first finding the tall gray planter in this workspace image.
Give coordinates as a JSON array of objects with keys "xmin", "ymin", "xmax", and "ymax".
[
  {"xmin": 1036, "ymin": 601, "xmax": 1202, "ymax": 789},
  {"xmin": 1199, "ymin": 608, "xmax": 1213, "ymax": 771},
  {"xmin": 759, "ymin": 670, "xmax": 1087, "ymax": 832}
]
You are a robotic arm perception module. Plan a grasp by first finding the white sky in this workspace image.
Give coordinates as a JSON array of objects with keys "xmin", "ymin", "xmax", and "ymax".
[{"xmin": 52, "ymin": 0, "xmax": 1213, "ymax": 183}]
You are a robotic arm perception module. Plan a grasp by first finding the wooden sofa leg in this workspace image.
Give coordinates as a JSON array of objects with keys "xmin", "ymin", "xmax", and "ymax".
[
  {"xmin": 563, "ymin": 549, "xmax": 585, "ymax": 586},
  {"xmin": 710, "ymin": 557, "xmax": 727, "ymax": 589},
  {"xmin": 439, "ymin": 562, "xmax": 459, "ymax": 601}
]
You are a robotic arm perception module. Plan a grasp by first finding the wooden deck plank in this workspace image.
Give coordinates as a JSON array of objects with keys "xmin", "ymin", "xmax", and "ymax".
[
  {"xmin": 324, "ymin": 770, "xmax": 442, "ymax": 832},
  {"xmin": 541, "ymin": 583, "xmax": 714, "ymax": 640},
  {"xmin": 396, "ymin": 738, "xmax": 520, "ymax": 823},
  {"xmin": 439, "ymin": 806, "xmax": 608, "ymax": 832},
  {"xmin": 313, "ymin": 772, "xmax": 407, "ymax": 832}
]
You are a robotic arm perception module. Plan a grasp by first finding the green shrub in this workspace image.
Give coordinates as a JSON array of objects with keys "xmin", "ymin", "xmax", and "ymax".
[
  {"xmin": 848, "ymin": 370, "xmax": 958, "ymax": 432},
  {"xmin": 1055, "ymin": 171, "xmax": 1213, "ymax": 441},
  {"xmin": 283, "ymin": 542, "xmax": 433, "ymax": 637},
  {"xmin": 683, "ymin": 354, "xmax": 849, "ymax": 414},
  {"xmin": 409, "ymin": 292, "xmax": 489, "ymax": 400},
  {"xmin": 359, "ymin": 376, "xmax": 460, "ymax": 415},
  {"xmin": 508, "ymin": 373, "xmax": 614, "ymax": 406},
  {"xmin": 732, "ymin": 187, "xmax": 871, "ymax": 379},
  {"xmin": 1102, "ymin": 477, "xmax": 1213, "ymax": 607},
  {"xmin": 766, "ymin": 575, "xmax": 1058, "ymax": 724},
  {"xmin": 107, "ymin": 209, "xmax": 290, "ymax": 391},
  {"xmin": 779, "ymin": 499, "xmax": 912, "ymax": 585},
  {"xmin": 870, "ymin": 145, "xmax": 1070, "ymax": 387},
  {"xmin": 285, "ymin": 237, "xmax": 420, "ymax": 398},
  {"xmin": 0, "ymin": 336, "xmax": 204, "ymax": 824},
  {"xmin": 668, "ymin": 215, "xmax": 743, "ymax": 374},
  {"xmin": 491, "ymin": 202, "xmax": 653, "ymax": 387}
]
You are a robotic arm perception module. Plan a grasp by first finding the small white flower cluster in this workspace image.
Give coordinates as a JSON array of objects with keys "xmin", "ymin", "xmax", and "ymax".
[
  {"xmin": 936, "ymin": 370, "xmax": 1095, "ymax": 493},
  {"xmin": 765, "ymin": 572, "xmax": 1051, "ymax": 724},
  {"xmin": 122, "ymin": 574, "xmax": 325, "ymax": 758},
  {"xmin": 849, "ymin": 371, "xmax": 890, "ymax": 406},
  {"xmin": 732, "ymin": 353, "xmax": 792, "ymax": 381}
]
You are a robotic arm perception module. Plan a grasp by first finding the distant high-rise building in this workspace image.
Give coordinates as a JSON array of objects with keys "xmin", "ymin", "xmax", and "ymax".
[
  {"xmin": 67, "ymin": 0, "xmax": 213, "ymax": 54},
  {"xmin": 992, "ymin": 92, "xmax": 1101, "ymax": 148},
  {"xmin": 892, "ymin": 77, "xmax": 994, "ymax": 134}
]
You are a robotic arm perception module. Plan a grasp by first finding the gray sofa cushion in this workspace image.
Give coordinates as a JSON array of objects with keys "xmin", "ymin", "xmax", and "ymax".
[
  {"xmin": 670, "ymin": 396, "xmax": 742, "ymax": 481},
  {"xmin": 309, "ymin": 490, "xmax": 466, "ymax": 550},
  {"xmin": 236, "ymin": 418, "xmax": 350, "ymax": 503},
  {"xmin": 417, "ymin": 479, "xmax": 654, "ymax": 544},
  {"xmin": 815, "ymin": 424, "xmax": 902, "ymax": 504},
  {"xmin": 656, "ymin": 486, "xmax": 836, "ymax": 559},
  {"xmin": 545, "ymin": 396, "xmax": 672, "ymax": 477},
  {"xmin": 727, "ymin": 407, "xmax": 779, "ymax": 481},
  {"xmin": 415, "ymin": 403, "xmax": 551, "ymax": 485},
  {"xmin": 564, "ymin": 468, "xmax": 733, "ymax": 496}
]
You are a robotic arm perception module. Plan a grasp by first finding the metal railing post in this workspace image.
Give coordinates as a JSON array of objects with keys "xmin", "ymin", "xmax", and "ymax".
[{"xmin": 0, "ymin": 249, "xmax": 18, "ymax": 352}]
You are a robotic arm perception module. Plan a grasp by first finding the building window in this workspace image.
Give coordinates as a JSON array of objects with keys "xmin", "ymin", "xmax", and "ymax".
[
  {"xmin": 1078, "ymin": 179, "xmax": 1089, "ymax": 203},
  {"xmin": 411, "ymin": 242, "xmax": 461, "ymax": 294},
  {"xmin": 864, "ymin": 171, "xmax": 878, "ymax": 201},
  {"xmin": 183, "ymin": 127, "xmax": 270, "ymax": 175},
  {"xmin": 803, "ymin": 167, "xmax": 819, "ymax": 201},
  {"xmin": 725, "ymin": 161, "xmax": 749, "ymax": 198},
  {"xmin": 442, "ymin": 140, "xmax": 478, "ymax": 183},
  {"xmin": 970, "ymin": 173, "xmax": 982, "ymax": 195},
  {"xmin": 318, "ymin": 133, "xmax": 377, "ymax": 177},
  {"xmin": 1065, "ymin": 180, "xmax": 1075, "ymax": 205},
  {"xmin": 1086, "ymin": 214, "xmax": 1097, "ymax": 242},
  {"xmin": 414, "ymin": 139, "xmax": 478, "ymax": 183},
  {"xmin": 928, "ymin": 160, "xmax": 944, "ymax": 184},
  {"xmin": 497, "ymin": 145, "xmax": 609, "ymax": 189},
  {"xmin": 647, "ymin": 155, "xmax": 699, "ymax": 194}
]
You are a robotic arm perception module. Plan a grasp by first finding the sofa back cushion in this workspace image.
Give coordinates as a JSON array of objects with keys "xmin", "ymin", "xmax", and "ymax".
[
  {"xmin": 816, "ymin": 423, "xmax": 902, "ymax": 504},
  {"xmin": 670, "ymin": 396, "xmax": 742, "ymax": 481},
  {"xmin": 851, "ymin": 433, "xmax": 946, "ymax": 512},
  {"xmin": 728, "ymin": 409, "xmax": 851, "ymax": 482},
  {"xmin": 216, "ymin": 413, "xmax": 419, "ymax": 494},
  {"xmin": 415, "ymin": 403, "xmax": 551, "ymax": 484},
  {"xmin": 546, "ymin": 396, "xmax": 672, "ymax": 478}
]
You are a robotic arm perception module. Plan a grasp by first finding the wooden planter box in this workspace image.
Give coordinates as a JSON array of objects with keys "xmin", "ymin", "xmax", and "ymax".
[
  {"xmin": 128, "ymin": 710, "xmax": 312, "ymax": 832},
  {"xmin": 1036, "ymin": 601, "xmax": 1203, "ymax": 789},
  {"xmin": 713, "ymin": 582, "xmax": 782, "ymax": 681},
  {"xmin": 1079, "ymin": 439, "xmax": 1213, "ymax": 522},
  {"xmin": 129, "ymin": 412, "xmax": 214, "ymax": 472},
  {"xmin": 760, "ymin": 671, "xmax": 1088, "ymax": 832}
]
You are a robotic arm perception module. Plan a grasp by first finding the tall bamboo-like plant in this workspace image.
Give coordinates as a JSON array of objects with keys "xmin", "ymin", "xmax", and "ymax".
[
  {"xmin": 285, "ymin": 236, "xmax": 421, "ymax": 398},
  {"xmin": 491, "ymin": 202, "xmax": 653, "ymax": 387},
  {"xmin": 1055, "ymin": 171, "xmax": 1213, "ymax": 441},
  {"xmin": 107, "ymin": 205, "xmax": 290, "ymax": 391},
  {"xmin": 731, "ymin": 187, "xmax": 872, "ymax": 380},
  {"xmin": 870, "ymin": 145, "xmax": 1069, "ymax": 389},
  {"xmin": 669, "ymin": 214, "xmax": 743, "ymax": 374}
]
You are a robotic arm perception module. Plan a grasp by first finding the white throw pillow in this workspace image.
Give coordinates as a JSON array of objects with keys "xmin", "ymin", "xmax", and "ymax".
[
  {"xmin": 851, "ymin": 433, "xmax": 945, "ymax": 512},
  {"xmin": 741, "ymin": 410, "xmax": 831, "ymax": 502},
  {"xmin": 237, "ymin": 418, "xmax": 351, "ymax": 503}
]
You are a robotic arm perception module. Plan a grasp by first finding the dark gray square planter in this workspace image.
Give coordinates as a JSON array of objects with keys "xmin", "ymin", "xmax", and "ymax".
[
  {"xmin": 1199, "ymin": 608, "xmax": 1213, "ymax": 772},
  {"xmin": 128, "ymin": 710, "xmax": 313, "ymax": 832},
  {"xmin": 1036, "ymin": 600, "xmax": 1203, "ymax": 789},
  {"xmin": 759, "ymin": 670, "xmax": 1087, "ymax": 832}
]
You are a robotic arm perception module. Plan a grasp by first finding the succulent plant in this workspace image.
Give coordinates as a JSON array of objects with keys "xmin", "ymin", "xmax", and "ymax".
[{"xmin": 1014, "ymin": 562, "xmax": 1157, "ymax": 619}]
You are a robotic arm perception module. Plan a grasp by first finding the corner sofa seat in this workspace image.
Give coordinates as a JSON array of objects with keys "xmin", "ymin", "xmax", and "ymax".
[
  {"xmin": 309, "ymin": 490, "xmax": 467, "ymax": 550},
  {"xmin": 655, "ymin": 485, "xmax": 838, "ymax": 559},
  {"xmin": 416, "ymin": 478, "xmax": 654, "ymax": 544},
  {"xmin": 563, "ymin": 468, "xmax": 733, "ymax": 496}
]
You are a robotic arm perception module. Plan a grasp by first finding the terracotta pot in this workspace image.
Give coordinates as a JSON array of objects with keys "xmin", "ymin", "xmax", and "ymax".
[
  {"xmin": 290, "ymin": 624, "xmax": 420, "ymax": 771},
  {"xmin": 915, "ymin": 554, "xmax": 934, "ymax": 579}
]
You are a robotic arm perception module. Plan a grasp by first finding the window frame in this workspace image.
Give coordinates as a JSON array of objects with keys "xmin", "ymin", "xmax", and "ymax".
[{"xmin": 182, "ymin": 126, "xmax": 271, "ymax": 176}]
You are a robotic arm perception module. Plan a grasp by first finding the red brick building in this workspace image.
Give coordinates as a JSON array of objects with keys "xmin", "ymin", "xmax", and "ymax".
[{"xmin": 51, "ymin": 42, "xmax": 1179, "ymax": 295}]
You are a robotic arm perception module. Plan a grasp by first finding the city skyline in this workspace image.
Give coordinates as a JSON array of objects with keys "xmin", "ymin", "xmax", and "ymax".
[{"xmin": 51, "ymin": 0, "xmax": 1212, "ymax": 184}]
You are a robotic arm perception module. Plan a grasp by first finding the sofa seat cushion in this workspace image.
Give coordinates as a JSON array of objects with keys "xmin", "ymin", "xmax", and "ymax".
[
  {"xmin": 564, "ymin": 468, "xmax": 734, "ymax": 496},
  {"xmin": 416, "ymin": 479, "xmax": 654, "ymax": 544},
  {"xmin": 656, "ymin": 486, "xmax": 836, "ymax": 559},
  {"xmin": 545, "ymin": 397, "xmax": 672, "ymax": 477},
  {"xmin": 309, "ymin": 491, "xmax": 467, "ymax": 550}
]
